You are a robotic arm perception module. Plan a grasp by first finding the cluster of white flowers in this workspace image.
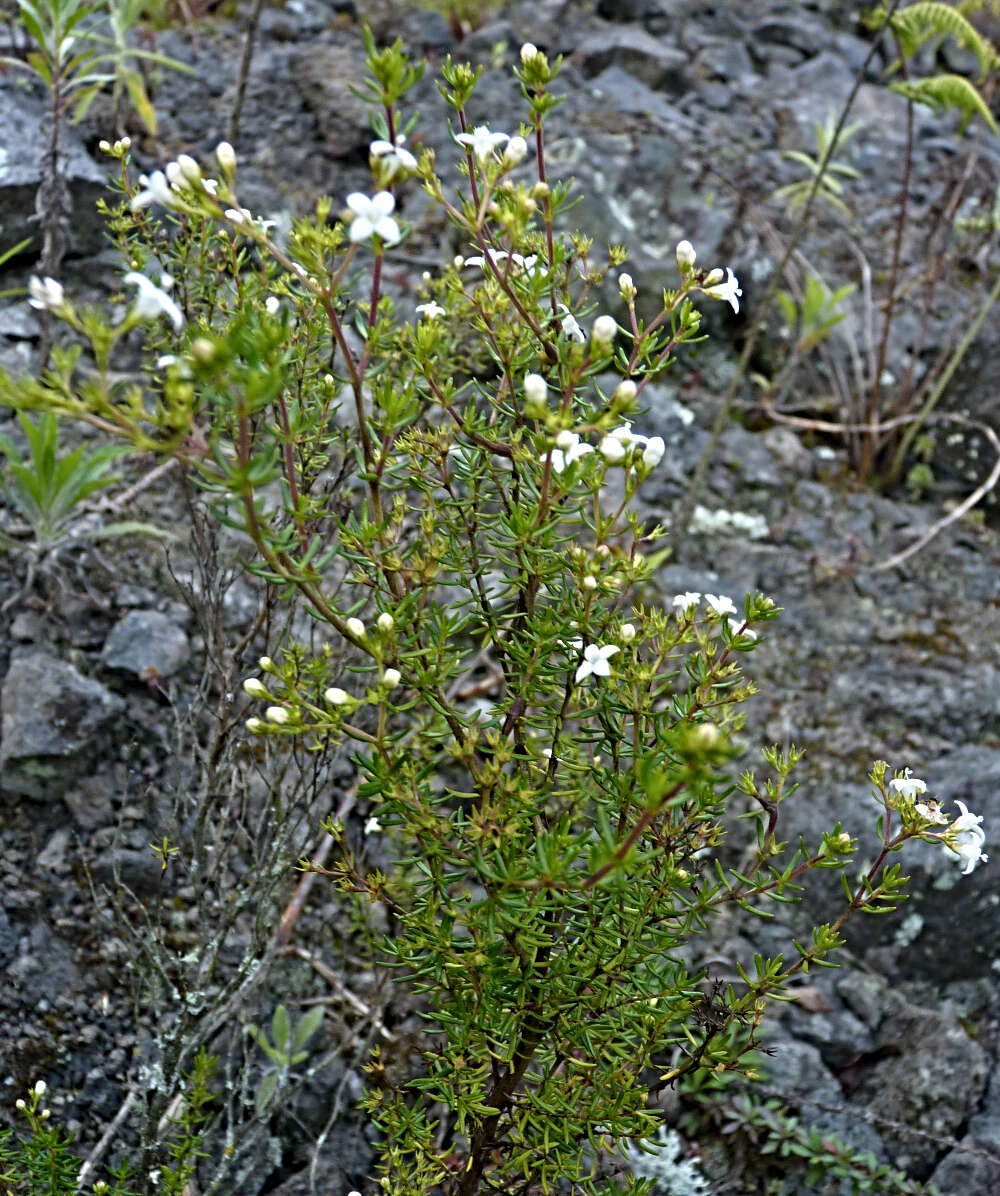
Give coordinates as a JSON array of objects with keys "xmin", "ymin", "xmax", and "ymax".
[
  {"xmin": 671, "ymin": 592, "xmax": 757, "ymax": 640},
  {"xmin": 889, "ymin": 768, "xmax": 987, "ymax": 875},
  {"xmin": 598, "ymin": 422, "xmax": 665, "ymax": 470},
  {"xmin": 689, "ymin": 504, "xmax": 769, "ymax": 541}
]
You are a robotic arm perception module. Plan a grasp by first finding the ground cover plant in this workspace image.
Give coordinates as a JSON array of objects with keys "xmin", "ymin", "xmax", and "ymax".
[{"xmin": 0, "ymin": 9, "xmax": 994, "ymax": 1196}]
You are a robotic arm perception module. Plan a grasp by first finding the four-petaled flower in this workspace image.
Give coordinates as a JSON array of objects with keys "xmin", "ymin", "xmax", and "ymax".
[
  {"xmin": 131, "ymin": 170, "xmax": 178, "ymax": 211},
  {"xmin": 727, "ymin": 618, "xmax": 757, "ymax": 640},
  {"xmin": 704, "ymin": 266, "xmax": 742, "ymax": 314},
  {"xmin": 547, "ymin": 431, "xmax": 594, "ymax": 474},
  {"xmin": 889, "ymin": 768, "xmax": 927, "ymax": 801},
  {"xmin": 945, "ymin": 800, "xmax": 988, "ymax": 875},
  {"xmin": 346, "ymin": 191, "xmax": 401, "ymax": 245},
  {"xmin": 575, "ymin": 642, "xmax": 620, "ymax": 683},
  {"xmin": 416, "ymin": 301, "xmax": 445, "ymax": 319},
  {"xmin": 560, "ymin": 308, "xmax": 586, "ymax": 342},
  {"xmin": 704, "ymin": 593, "xmax": 737, "ymax": 617},
  {"xmin": 672, "ymin": 592, "xmax": 701, "ymax": 609},
  {"xmin": 455, "ymin": 126, "xmax": 510, "ymax": 165},
  {"xmin": 364, "ymin": 815, "xmax": 382, "ymax": 835},
  {"xmin": 28, "ymin": 276, "xmax": 65, "ymax": 312},
  {"xmin": 123, "ymin": 272, "xmax": 184, "ymax": 330},
  {"xmin": 370, "ymin": 136, "xmax": 418, "ymax": 179}
]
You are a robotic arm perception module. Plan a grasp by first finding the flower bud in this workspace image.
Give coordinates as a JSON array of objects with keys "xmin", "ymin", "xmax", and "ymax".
[
  {"xmin": 675, "ymin": 239, "xmax": 697, "ymax": 272},
  {"xmin": 243, "ymin": 677, "xmax": 269, "ymax": 699},
  {"xmin": 524, "ymin": 372, "xmax": 547, "ymax": 408},
  {"xmin": 502, "ymin": 136, "xmax": 528, "ymax": 168},
  {"xmin": 520, "ymin": 42, "xmax": 538, "ymax": 62},
  {"xmin": 246, "ymin": 717, "xmax": 265, "ymax": 733},
  {"xmin": 99, "ymin": 139, "xmax": 111, "ymax": 153},
  {"xmin": 265, "ymin": 706, "xmax": 290, "ymax": 725},
  {"xmin": 618, "ymin": 272, "xmax": 636, "ymax": 301},
  {"xmin": 383, "ymin": 667, "xmax": 401, "ymax": 689},
  {"xmin": 703, "ymin": 267, "xmax": 724, "ymax": 287},
  {"xmin": 176, "ymin": 154, "xmax": 202, "ymax": 183},
  {"xmin": 33, "ymin": 1082, "xmax": 46, "ymax": 1097},
  {"xmin": 259, "ymin": 655, "xmax": 274, "ymax": 672},
  {"xmin": 118, "ymin": 136, "xmax": 131, "ymax": 151},
  {"xmin": 346, "ymin": 617, "xmax": 365, "ymax": 639},
  {"xmin": 191, "ymin": 337, "xmax": 216, "ymax": 362},
  {"xmin": 555, "ymin": 429, "xmax": 576, "ymax": 451},
  {"xmin": 324, "ymin": 687, "xmax": 349, "ymax": 706},
  {"xmin": 216, "ymin": 140, "xmax": 236, "ymax": 173},
  {"xmin": 377, "ymin": 611, "xmax": 394, "ymax": 632},
  {"xmin": 265, "ymin": 296, "xmax": 280, "ymax": 315},
  {"xmin": 16, "ymin": 1098, "xmax": 25, "ymax": 1110},
  {"xmin": 621, "ymin": 623, "xmax": 636, "ymax": 642},
  {"xmin": 582, "ymin": 575, "xmax": 597, "ymax": 591},
  {"xmin": 614, "ymin": 379, "xmax": 637, "ymax": 403},
  {"xmin": 591, "ymin": 314, "xmax": 617, "ymax": 348},
  {"xmin": 642, "ymin": 436, "xmax": 665, "ymax": 469}
]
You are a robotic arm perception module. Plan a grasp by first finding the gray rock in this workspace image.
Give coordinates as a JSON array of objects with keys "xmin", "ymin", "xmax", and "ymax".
[
  {"xmin": 0, "ymin": 904, "xmax": 17, "ymax": 965},
  {"xmin": 575, "ymin": 26, "xmax": 689, "ymax": 94},
  {"xmin": 102, "ymin": 610, "xmax": 190, "ymax": 679},
  {"xmin": 929, "ymin": 1138, "xmax": 1000, "ymax": 1195},
  {"xmin": 290, "ymin": 42, "xmax": 372, "ymax": 157},
  {"xmin": 0, "ymin": 81, "xmax": 108, "ymax": 259},
  {"xmin": 1, "ymin": 648, "xmax": 124, "ymax": 799},
  {"xmin": 850, "ymin": 1000, "xmax": 989, "ymax": 1176}
]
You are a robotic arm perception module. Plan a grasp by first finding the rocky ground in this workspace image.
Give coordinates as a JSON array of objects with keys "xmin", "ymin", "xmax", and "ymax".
[{"xmin": 1, "ymin": 0, "xmax": 999, "ymax": 1192}]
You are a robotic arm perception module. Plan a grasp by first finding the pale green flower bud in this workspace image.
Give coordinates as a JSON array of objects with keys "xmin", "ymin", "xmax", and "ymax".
[
  {"xmin": 243, "ymin": 678, "xmax": 269, "ymax": 699},
  {"xmin": 591, "ymin": 315, "xmax": 617, "ymax": 348},
  {"xmin": 246, "ymin": 717, "xmax": 266, "ymax": 734},
  {"xmin": 618, "ymin": 272, "xmax": 636, "ymax": 301},
  {"xmin": 324, "ymin": 687, "xmax": 349, "ymax": 706},
  {"xmin": 377, "ymin": 612, "xmax": 394, "ymax": 633},
  {"xmin": 258, "ymin": 655, "xmax": 274, "ymax": 672},
  {"xmin": 614, "ymin": 379, "xmax": 637, "ymax": 403},
  {"xmin": 524, "ymin": 372, "xmax": 548, "ymax": 410},
  {"xmin": 520, "ymin": 42, "xmax": 538, "ymax": 62},
  {"xmin": 176, "ymin": 154, "xmax": 202, "ymax": 183},
  {"xmin": 676, "ymin": 239, "xmax": 697, "ymax": 272},
  {"xmin": 621, "ymin": 623, "xmax": 636, "ymax": 643},
  {"xmin": 383, "ymin": 668, "xmax": 402, "ymax": 689},
  {"xmin": 346, "ymin": 617, "xmax": 365, "ymax": 638},
  {"xmin": 33, "ymin": 1081, "xmax": 46, "ymax": 1097},
  {"xmin": 216, "ymin": 140, "xmax": 236, "ymax": 173},
  {"xmin": 502, "ymin": 136, "xmax": 529, "ymax": 168},
  {"xmin": 582, "ymin": 575, "xmax": 597, "ymax": 591},
  {"xmin": 265, "ymin": 706, "xmax": 290, "ymax": 725}
]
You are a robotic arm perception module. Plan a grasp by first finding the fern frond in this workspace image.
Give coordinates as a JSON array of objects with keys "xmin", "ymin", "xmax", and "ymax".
[
  {"xmin": 887, "ymin": 1, "xmax": 1000, "ymax": 76},
  {"xmin": 890, "ymin": 72, "xmax": 999, "ymax": 132}
]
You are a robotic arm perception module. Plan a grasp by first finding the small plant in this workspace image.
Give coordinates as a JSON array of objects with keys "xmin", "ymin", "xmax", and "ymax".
[
  {"xmin": 246, "ymin": 1003, "xmax": 325, "ymax": 1115},
  {"xmin": 0, "ymin": 1081, "xmax": 138, "ymax": 1195},
  {"xmin": 773, "ymin": 113, "xmax": 863, "ymax": 218}
]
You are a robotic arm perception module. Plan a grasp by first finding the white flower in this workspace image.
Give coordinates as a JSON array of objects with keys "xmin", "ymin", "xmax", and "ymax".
[
  {"xmin": 560, "ymin": 309, "xmax": 586, "ymax": 342},
  {"xmin": 704, "ymin": 266, "xmax": 742, "ymax": 314},
  {"xmin": 202, "ymin": 178, "xmax": 219, "ymax": 196},
  {"xmin": 704, "ymin": 593, "xmax": 737, "ymax": 617},
  {"xmin": 675, "ymin": 239, "xmax": 697, "ymax": 271},
  {"xmin": 216, "ymin": 141, "xmax": 236, "ymax": 172},
  {"xmin": 727, "ymin": 618, "xmax": 757, "ymax": 640},
  {"xmin": 176, "ymin": 153, "xmax": 201, "ymax": 183},
  {"xmin": 641, "ymin": 436, "xmax": 665, "ymax": 469},
  {"xmin": 346, "ymin": 191, "xmax": 401, "ymax": 245},
  {"xmin": 502, "ymin": 136, "xmax": 529, "ymax": 168},
  {"xmin": 915, "ymin": 800, "xmax": 947, "ymax": 826},
  {"xmin": 415, "ymin": 301, "xmax": 445, "ymax": 319},
  {"xmin": 131, "ymin": 170, "xmax": 178, "ymax": 211},
  {"xmin": 455, "ymin": 125, "xmax": 510, "ymax": 165},
  {"xmin": 945, "ymin": 800, "xmax": 988, "ymax": 875},
  {"xmin": 123, "ymin": 273, "xmax": 184, "ymax": 330},
  {"xmin": 27, "ymin": 275, "xmax": 65, "ymax": 312},
  {"xmin": 377, "ymin": 612, "xmax": 394, "ymax": 632},
  {"xmin": 888, "ymin": 768, "xmax": 928, "ymax": 801},
  {"xmin": 383, "ymin": 668, "xmax": 401, "ymax": 689},
  {"xmin": 599, "ymin": 435, "xmax": 627, "ymax": 464},
  {"xmin": 547, "ymin": 432, "xmax": 594, "ymax": 473},
  {"xmin": 524, "ymin": 373, "xmax": 548, "ymax": 405},
  {"xmin": 575, "ymin": 642, "xmax": 620, "ymax": 683},
  {"xmin": 346, "ymin": 617, "xmax": 366, "ymax": 638},
  {"xmin": 265, "ymin": 296, "xmax": 280, "ymax": 315},
  {"xmin": 592, "ymin": 314, "xmax": 617, "ymax": 346},
  {"xmin": 324, "ymin": 687, "xmax": 349, "ymax": 706},
  {"xmin": 672, "ymin": 592, "xmax": 701, "ymax": 609},
  {"xmin": 243, "ymin": 678, "xmax": 269, "ymax": 699},
  {"xmin": 265, "ymin": 706, "xmax": 290, "ymax": 725},
  {"xmin": 364, "ymin": 815, "xmax": 382, "ymax": 835},
  {"xmin": 370, "ymin": 136, "xmax": 418, "ymax": 179}
]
